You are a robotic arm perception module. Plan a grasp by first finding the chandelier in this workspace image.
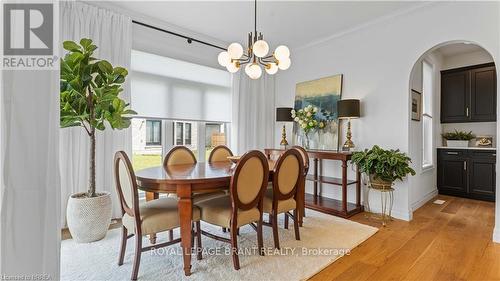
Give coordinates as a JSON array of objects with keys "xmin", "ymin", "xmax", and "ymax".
[{"xmin": 217, "ymin": 0, "xmax": 291, "ymax": 79}]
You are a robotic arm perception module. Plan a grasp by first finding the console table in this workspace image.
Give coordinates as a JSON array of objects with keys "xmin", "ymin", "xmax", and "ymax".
[{"xmin": 264, "ymin": 148, "xmax": 364, "ymax": 218}]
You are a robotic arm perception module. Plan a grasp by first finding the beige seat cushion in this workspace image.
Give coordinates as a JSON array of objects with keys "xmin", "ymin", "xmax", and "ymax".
[
  {"xmin": 197, "ymin": 195, "xmax": 261, "ymax": 228},
  {"xmin": 122, "ymin": 198, "xmax": 200, "ymax": 235},
  {"xmin": 262, "ymin": 189, "xmax": 297, "ymax": 214}
]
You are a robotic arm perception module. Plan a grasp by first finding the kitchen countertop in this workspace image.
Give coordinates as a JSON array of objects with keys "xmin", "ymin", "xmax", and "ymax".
[{"xmin": 437, "ymin": 146, "xmax": 496, "ymax": 150}]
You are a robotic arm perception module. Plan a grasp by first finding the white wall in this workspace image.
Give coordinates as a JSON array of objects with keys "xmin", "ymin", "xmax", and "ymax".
[
  {"xmin": 442, "ymin": 49, "xmax": 494, "ymax": 70},
  {"xmin": 275, "ymin": 1, "xmax": 500, "ymax": 222}
]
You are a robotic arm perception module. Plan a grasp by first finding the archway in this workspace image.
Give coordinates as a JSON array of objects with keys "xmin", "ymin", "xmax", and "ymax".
[{"xmin": 408, "ymin": 40, "xmax": 498, "ymax": 241}]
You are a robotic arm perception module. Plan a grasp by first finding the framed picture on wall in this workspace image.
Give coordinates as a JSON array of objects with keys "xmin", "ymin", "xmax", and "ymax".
[{"xmin": 411, "ymin": 89, "xmax": 422, "ymax": 121}]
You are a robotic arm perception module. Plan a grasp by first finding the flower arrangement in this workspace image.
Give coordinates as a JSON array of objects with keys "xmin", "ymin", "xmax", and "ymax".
[
  {"xmin": 291, "ymin": 105, "xmax": 327, "ymax": 148},
  {"xmin": 291, "ymin": 105, "xmax": 325, "ymax": 133}
]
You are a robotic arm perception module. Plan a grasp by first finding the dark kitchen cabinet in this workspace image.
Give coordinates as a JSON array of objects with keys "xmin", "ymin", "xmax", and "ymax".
[
  {"xmin": 438, "ymin": 148, "xmax": 496, "ymax": 201},
  {"xmin": 441, "ymin": 63, "xmax": 496, "ymax": 123},
  {"xmin": 438, "ymin": 150, "xmax": 468, "ymax": 196}
]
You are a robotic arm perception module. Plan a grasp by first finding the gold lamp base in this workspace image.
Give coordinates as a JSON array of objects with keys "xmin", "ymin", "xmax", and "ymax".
[
  {"xmin": 280, "ymin": 124, "xmax": 289, "ymax": 147},
  {"xmin": 342, "ymin": 118, "xmax": 355, "ymax": 151}
]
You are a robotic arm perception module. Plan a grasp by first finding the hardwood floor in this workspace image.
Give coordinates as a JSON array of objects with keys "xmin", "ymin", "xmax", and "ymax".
[{"xmin": 311, "ymin": 195, "xmax": 500, "ymax": 281}]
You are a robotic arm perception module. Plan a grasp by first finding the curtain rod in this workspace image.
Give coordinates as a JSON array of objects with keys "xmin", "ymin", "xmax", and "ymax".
[{"xmin": 132, "ymin": 20, "xmax": 227, "ymax": 51}]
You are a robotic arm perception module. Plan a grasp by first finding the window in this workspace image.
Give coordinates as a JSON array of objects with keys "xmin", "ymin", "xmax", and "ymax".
[
  {"xmin": 422, "ymin": 61, "xmax": 433, "ymax": 168},
  {"xmin": 175, "ymin": 122, "xmax": 184, "ymax": 145},
  {"xmin": 130, "ymin": 50, "xmax": 231, "ymax": 163},
  {"xmin": 145, "ymin": 120, "xmax": 161, "ymax": 145},
  {"xmin": 185, "ymin": 123, "xmax": 192, "ymax": 145}
]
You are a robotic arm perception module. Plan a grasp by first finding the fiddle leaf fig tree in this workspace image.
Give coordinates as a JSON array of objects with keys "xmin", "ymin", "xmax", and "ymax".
[{"xmin": 60, "ymin": 38, "xmax": 136, "ymax": 197}]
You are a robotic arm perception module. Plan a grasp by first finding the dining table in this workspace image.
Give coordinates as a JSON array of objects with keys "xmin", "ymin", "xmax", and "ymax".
[{"xmin": 135, "ymin": 158, "xmax": 304, "ymax": 276}]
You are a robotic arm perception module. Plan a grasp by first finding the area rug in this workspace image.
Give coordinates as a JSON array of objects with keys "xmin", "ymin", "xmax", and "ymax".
[{"xmin": 61, "ymin": 210, "xmax": 378, "ymax": 281}]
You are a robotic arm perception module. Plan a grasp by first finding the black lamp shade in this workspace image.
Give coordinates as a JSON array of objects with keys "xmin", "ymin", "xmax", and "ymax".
[
  {"xmin": 276, "ymin": 107, "xmax": 294, "ymax": 122},
  {"xmin": 338, "ymin": 99, "xmax": 360, "ymax": 119}
]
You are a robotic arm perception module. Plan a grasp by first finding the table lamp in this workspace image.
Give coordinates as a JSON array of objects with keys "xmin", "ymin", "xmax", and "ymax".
[
  {"xmin": 276, "ymin": 107, "xmax": 294, "ymax": 147},
  {"xmin": 338, "ymin": 99, "xmax": 360, "ymax": 151}
]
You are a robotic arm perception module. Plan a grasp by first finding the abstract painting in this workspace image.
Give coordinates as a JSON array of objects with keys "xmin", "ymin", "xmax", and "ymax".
[{"xmin": 293, "ymin": 74, "xmax": 343, "ymax": 150}]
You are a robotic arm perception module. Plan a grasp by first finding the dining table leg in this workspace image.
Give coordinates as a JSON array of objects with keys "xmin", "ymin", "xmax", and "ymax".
[{"xmin": 177, "ymin": 183, "xmax": 193, "ymax": 276}]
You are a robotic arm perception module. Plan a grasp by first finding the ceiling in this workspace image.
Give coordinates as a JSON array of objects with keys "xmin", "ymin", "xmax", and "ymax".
[
  {"xmin": 106, "ymin": 1, "xmax": 426, "ymax": 49},
  {"xmin": 435, "ymin": 43, "xmax": 487, "ymax": 57}
]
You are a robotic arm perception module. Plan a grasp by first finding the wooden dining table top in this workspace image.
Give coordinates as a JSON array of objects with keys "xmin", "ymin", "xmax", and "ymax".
[{"xmin": 135, "ymin": 159, "xmax": 276, "ymax": 192}]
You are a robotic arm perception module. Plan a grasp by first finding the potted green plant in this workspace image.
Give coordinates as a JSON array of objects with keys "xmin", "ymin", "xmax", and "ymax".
[
  {"xmin": 442, "ymin": 129, "xmax": 475, "ymax": 148},
  {"xmin": 60, "ymin": 38, "xmax": 136, "ymax": 242},
  {"xmin": 351, "ymin": 145, "xmax": 416, "ymax": 189}
]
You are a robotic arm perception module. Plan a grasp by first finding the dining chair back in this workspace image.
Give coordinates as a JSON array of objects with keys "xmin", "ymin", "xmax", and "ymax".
[
  {"xmin": 208, "ymin": 145, "xmax": 233, "ymax": 162},
  {"xmin": 290, "ymin": 146, "xmax": 308, "ymax": 226},
  {"xmin": 230, "ymin": 150, "xmax": 270, "ymax": 212},
  {"xmin": 114, "ymin": 151, "xmax": 140, "ymax": 219},
  {"xmin": 164, "ymin": 146, "xmax": 197, "ymax": 166},
  {"xmin": 272, "ymin": 149, "xmax": 304, "ymax": 202},
  {"xmin": 291, "ymin": 145, "xmax": 309, "ymax": 175}
]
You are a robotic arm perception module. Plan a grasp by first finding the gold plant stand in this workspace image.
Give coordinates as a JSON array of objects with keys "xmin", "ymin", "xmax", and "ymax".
[{"xmin": 365, "ymin": 180, "xmax": 394, "ymax": 227}]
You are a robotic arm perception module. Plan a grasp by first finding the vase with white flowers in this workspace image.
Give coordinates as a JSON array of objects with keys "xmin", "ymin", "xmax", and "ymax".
[{"xmin": 291, "ymin": 105, "xmax": 323, "ymax": 149}]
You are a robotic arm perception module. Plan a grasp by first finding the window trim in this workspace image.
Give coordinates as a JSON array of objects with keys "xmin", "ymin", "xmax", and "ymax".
[
  {"xmin": 421, "ymin": 60, "xmax": 434, "ymax": 169},
  {"xmin": 145, "ymin": 119, "xmax": 162, "ymax": 146}
]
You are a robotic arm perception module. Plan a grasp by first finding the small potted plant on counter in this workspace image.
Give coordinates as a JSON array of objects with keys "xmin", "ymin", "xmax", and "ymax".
[
  {"xmin": 442, "ymin": 130, "xmax": 475, "ymax": 148},
  {"xmin": 351, "ymin": 145, "xmax": 416, "ymax": 190}
]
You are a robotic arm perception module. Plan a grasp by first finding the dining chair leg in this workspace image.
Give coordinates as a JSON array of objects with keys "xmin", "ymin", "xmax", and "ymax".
[
  {"xmin": 230, "ymin": 223, "xmax": 240, "ymax": 270},
  {"xmin": 293, "ymin": 209, "xmax": 300, "ymax": 241},
  {"xmin": 169, "ymin": 229, "xmax": 173, "ymax": 241},
  {"xmin": 257, "ymin": 218, "xmax": 264, "ymax": 256},
  {"xmin": 131, "ymin": 233, "xmax": 142, "ymax": 280},
  {"xmin": 118, "ymin": 226, "xmax": 127, "ymax": 266},
  {"xmin": 272, "ymin": 212, "xmax": 280, "ymax": 250},
  {"xmin": 284, "ymin": 213, "xmax": 289, "ymax": 229},
  {"xmin": 195, "ymin": 221, "xmax": 202, "ymax": 261}
]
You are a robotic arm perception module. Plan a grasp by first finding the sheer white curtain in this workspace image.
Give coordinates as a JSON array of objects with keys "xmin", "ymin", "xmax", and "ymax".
[
  {"xmin": 231, "ymin": 72, "xmax": 276, "ymax": 154},
  {"xmin": 59, "ymin": 2, "xmax": 132, "ymax": 227}
]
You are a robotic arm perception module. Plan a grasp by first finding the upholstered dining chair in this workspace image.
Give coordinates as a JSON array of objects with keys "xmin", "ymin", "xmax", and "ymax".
[
  {"xmin": 114, "ymin": 151, "xmax": 202, "ymax": 280},
  {"xmin": 290, "ymin": 145, "xmax": 309, "ymax": 227},
  {"xmin": 263, "ymin": 148, "xmax": 304, "ymax": 249},
  {"xmin": 208, "ymin": 145, "xmax": 234, "ymax": 233},
  {"xmin": 196, "ymin": 150, "xmax": 270, "ymax": 270},
  {"xmin": 208, "ymin": 145, "xmax": 233, "ymax": 162}
]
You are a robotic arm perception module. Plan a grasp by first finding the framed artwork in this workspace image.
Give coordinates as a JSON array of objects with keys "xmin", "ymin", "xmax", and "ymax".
[
  {"xmin": 293, "ymin": 74, "xmax": 343, "ymax": 150},
  {"xmin": 411, "ymin": 89, "xmax": 422, "ymax": 121}
]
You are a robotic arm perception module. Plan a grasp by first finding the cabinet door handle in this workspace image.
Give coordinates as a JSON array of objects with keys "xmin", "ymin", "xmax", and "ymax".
[
  {"xmin": 466, "ymin": 107, "xmax": 469, "ymax": 117},
  {"xmin": 464, "ymin": 161, "xmax": 467, "ymax": 170},
  {"xmin": 447, "ymin": 152, "xmax": 459, "ymax": 155}
]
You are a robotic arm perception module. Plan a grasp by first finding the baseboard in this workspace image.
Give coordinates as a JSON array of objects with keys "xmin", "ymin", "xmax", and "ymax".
[
  {"xmin": 390, "ymin": 208, "xmax": 413, "ymax": 221},
  {"xmin": 411, "ymin": 189, "xmax": 438, "ymax": 211},
  {"xmin": 365, "ymin": 204, "xmax": 412, "ymax": 221},
  {"xmin": 493, "ymin": 227, "xmax": 500, "ymax": 243}
]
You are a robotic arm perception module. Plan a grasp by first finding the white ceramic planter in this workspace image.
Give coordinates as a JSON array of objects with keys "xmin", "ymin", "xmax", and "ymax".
[
  {"xmin": 67, "ymin": 191, "xmax": 112, "ymax": 243},
  {"xmin": 446, "ymin": 140, "xmax": 470, "ymax": 148}
]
